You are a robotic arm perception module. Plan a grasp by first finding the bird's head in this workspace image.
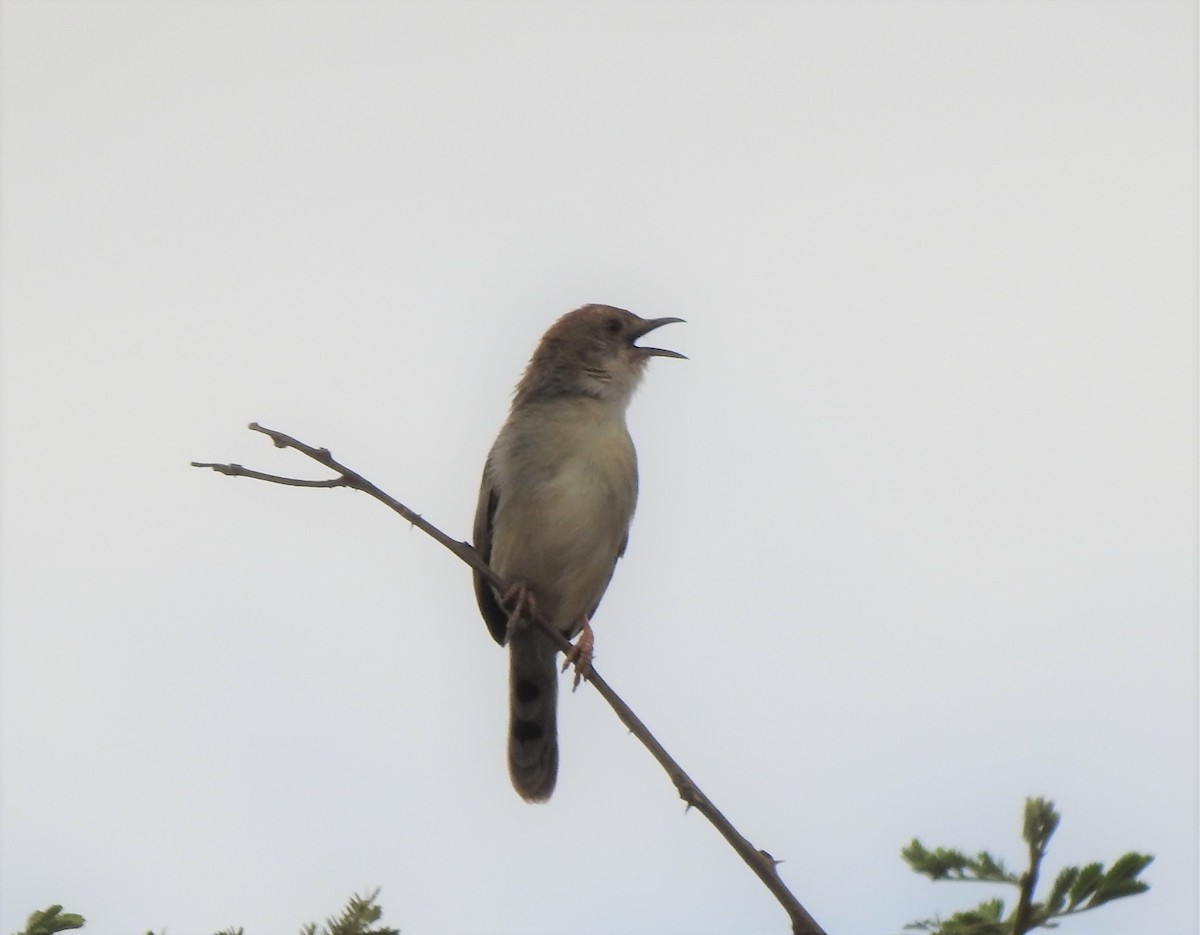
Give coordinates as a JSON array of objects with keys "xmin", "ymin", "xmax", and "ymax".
[{"xmin": 515, "ymin": 304, "xmax": 685, "ymax": 406}]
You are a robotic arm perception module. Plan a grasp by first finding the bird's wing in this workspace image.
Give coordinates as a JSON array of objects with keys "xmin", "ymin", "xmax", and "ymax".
[{"xmin": 472, "ymin": 464, "xmax": 510, "ymax": 645}]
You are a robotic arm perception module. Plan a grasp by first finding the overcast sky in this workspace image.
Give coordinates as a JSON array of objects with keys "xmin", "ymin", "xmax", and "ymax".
[{"xmin": 2, "ymin": 2, "xmax": 1195, "ymax": 933}]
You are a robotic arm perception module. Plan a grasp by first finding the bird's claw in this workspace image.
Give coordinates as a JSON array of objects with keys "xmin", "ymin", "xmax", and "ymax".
[
  {"xmin": 502, "ymin": 581, "xmax": 536, "ymax": 641},
  {"xmin": 561, "ymin": 618, "xmax": 594, "ymax": 690}
]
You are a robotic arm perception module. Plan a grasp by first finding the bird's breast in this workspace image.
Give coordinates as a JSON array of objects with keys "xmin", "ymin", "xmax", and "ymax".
[{"xmin": 488, "ymin": 402, "xmax": 638, "ymax": 631}]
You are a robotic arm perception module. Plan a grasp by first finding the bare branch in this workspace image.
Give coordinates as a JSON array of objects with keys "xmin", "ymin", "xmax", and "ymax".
[
  {"xmin": 189, "ymin": 461, "xmax": 349, "ymax": 488},
  {"xmin": 193, "ymin": 422, "xmax": 828, "ymax": 935}
]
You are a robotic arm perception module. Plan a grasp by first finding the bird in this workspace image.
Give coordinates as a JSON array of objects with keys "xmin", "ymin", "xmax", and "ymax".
[{"xmin": 472, "ymin": 304, "xmax": 684, "ymax": 801}]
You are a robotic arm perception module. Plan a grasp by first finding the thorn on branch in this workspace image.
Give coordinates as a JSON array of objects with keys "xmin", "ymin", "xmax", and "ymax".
[{"xmin": 676, "ymin": 777, "xmax": 702, "ymax": 809}]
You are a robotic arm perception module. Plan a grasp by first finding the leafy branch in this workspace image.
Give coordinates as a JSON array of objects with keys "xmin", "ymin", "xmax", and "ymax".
[
  {"xmin": 15, "ymin": 889, "xmax": 396, "ymax": 935},
  {"xmin": 192, "ymin": 422, "xmax": 827, "ymax": 935},
  {"xmin": 298, "ymin": 887, "xmax": 399, "ymax": 935},
  {"xmin": 12, "ymin": 905, "xmax": 84, "ymax": 935},
  {"xmin": 902, "ymin": 797, "xmax": 1152, "ymax": 934}
]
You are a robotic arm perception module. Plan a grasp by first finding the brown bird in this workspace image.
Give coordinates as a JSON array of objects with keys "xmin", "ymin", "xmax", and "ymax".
[{"xmin": 473, "ymin": 304, "xmax": 684, "ymax": 801}]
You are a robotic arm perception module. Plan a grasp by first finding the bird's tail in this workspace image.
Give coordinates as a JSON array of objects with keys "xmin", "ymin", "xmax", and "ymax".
[{"xmin": 507, "ymin": 629, "xmax": 559, "ymax": 802}]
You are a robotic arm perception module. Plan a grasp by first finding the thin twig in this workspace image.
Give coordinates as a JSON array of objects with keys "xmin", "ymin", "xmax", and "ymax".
[
  {"xmin": 192, "ymin": 422, "xmax": 828, "ymax": 935},
  {"xmin": 189, "ymin": 462, "xmax": 349, "ymax": 488}
]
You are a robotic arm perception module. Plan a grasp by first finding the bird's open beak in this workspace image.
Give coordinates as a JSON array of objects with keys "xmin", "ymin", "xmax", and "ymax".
[{"xmin": 631, "ymin": 317, "xmax": 687, "ymax": 359}]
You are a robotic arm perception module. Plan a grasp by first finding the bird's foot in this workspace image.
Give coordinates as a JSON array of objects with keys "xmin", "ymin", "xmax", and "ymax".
[
  {"xmin": 561, "ymin": 618, "xmax": 594, "ymax": 691},
  {"xmin": 501, "ymin": 581, "xmax": 536, "ymax": 641}
]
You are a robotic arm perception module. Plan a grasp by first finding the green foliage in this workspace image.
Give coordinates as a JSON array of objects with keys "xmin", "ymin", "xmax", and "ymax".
[
  {"xmin": 902, "ymin": 797, "xmax": 1152, "ymax": 935},
  {"xmin": 296, "ymin": 889, "xmax": 398, "ymax": 935},
  {"xmin": 13, "ymin": 906, "xmax": 85, "ymax": 935},
  {"xmin": 901, "ymin": 841, "xmax": 1014, "ymax": 884},
  {"xmin": 14, "ymin": 890, "xmax": 396, "ymax": 935},
  {"xmin": 904, "ymin": 898, "xmax": 1006, "ymax": 935}
]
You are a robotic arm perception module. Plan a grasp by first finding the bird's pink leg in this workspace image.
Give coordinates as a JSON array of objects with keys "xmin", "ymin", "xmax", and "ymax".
[
  {"xmin": 501, "ymin": 581, "xmax": 537, "ymax": 642},
  {"xmin": 561, "ymin": 616, "xmax": 594, "ymax": 690}
]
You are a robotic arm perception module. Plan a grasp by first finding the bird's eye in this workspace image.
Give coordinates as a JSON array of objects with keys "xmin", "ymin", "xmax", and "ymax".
[{"xmin": 605, "ymin": 317, "xmax": 623, "ymax": 335}]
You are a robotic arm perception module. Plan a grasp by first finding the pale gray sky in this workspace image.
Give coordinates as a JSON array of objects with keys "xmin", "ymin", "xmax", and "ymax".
[{"xmin": 2, "ymin": 2, "xmax": 1195, "ymax": 933}]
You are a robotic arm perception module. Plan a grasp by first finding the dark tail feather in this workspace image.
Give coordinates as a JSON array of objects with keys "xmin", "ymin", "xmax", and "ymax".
[{"xmin": 507, "ymin": 630, "xmax": 558, "ymax": 802}]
